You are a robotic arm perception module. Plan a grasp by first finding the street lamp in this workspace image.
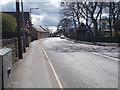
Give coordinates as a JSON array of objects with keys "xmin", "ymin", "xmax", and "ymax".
[
  {"xmin": 30, "ymin": 8, "xmax": 39, "ymax": 13},
  {"xmin": 30, "ymin": 8, "xmax": 39, "ymax": 25},
  {"xmin": 29, "ymin": 8, "xmax": 39, "ymax": 41}
]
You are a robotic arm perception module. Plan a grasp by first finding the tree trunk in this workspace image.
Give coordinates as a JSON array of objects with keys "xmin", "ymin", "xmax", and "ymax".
[
  {"xmin": 112, "ymin": 2, "xmax": 118, "ymax": 37},
  {"xmin": 93, "ymin": 18, "xmax": 98, "ymax": 37},
  {"xmin": 109, "ymin": 2, "xmax": 112, "ymax": 36},
  {"xmin": 76, "ymin": 13, "xmax": 80, "ymax": 25},
  {"xmin": 99, "ymin": 11, "xmax": 102, "ymax": 36},
  {"xmin": 86, "ymin": 9, "xmax": 89, "ymax": 28},
  {"xmin": 72, "ymin": 11, "xmax": 77, "ymax": 29}
]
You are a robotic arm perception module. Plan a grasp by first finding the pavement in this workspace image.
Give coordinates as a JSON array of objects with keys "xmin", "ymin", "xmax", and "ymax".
[{"xmin": 10, "ymin": 40, "xmax": 54, "ymax": 88}]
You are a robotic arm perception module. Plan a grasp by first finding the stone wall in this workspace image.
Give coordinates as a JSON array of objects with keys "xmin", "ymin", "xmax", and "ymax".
[
  {"xmin": 2, "ymin": 37, "xmax": 31, "ymax": 64},
  {"xmin": 2, "ymin": 38, "xmax": 18, "ymax": 63}
]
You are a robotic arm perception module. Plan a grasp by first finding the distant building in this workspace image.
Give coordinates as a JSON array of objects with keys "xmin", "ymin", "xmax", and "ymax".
[{"xmin": 32, "ymin": 25, "xmax": 49, "ymax": 40}]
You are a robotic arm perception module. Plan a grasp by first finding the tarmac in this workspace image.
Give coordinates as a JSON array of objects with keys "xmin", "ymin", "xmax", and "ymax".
[{"xmin": 9, "ymin": 38, "xmax": 119, "ymax": 88}]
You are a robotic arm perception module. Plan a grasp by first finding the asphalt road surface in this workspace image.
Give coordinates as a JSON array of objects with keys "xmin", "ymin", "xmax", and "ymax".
[{"xmin": 41, "ymin": 37, "xmax": 119, "ymax": 88}]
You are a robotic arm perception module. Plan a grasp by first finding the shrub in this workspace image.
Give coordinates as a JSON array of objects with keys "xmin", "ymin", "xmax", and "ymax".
[
  {"xmin": 21, "ymin": 28, "xmax": 30, "ymax": 33},
  {"xmin": 2, "ymin": 13, "xmax": 17, "ymax": 32}
]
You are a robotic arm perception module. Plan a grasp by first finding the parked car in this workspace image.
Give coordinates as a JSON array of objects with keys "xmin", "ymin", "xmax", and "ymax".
[
  {"xmin": 56, "ymin": 35, "xmax": 61, "ymax": 37},
  {"xmin": 60, "ymin": 35, "xmax": 65, "ymax": 39}
]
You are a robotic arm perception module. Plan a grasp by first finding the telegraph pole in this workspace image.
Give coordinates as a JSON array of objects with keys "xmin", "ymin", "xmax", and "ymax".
[
  {"xmin": 21, "ymin": 0, "xmax": 26, "ymax": 53},
  {"xmin": 29, "ymin": 9, "xmax": 33, "ymax": 42},
  {"xmin": 16, "ymin": 0, "xmax": 23, "ymax": 59}
]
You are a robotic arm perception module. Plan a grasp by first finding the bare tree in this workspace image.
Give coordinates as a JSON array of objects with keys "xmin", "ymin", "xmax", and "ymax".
[{"xmin": 59, "ymin": 1, "xmax": 120, "ymax": 37}]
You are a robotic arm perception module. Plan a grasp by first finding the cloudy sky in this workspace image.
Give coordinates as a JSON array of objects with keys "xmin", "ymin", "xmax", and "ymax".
[{"xmin": 0, "ymin": 0, "xmax": 62, "ymax": 26}]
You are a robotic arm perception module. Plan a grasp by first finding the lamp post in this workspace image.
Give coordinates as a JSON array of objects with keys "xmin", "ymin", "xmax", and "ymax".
[{"xmin": 29, "ymin": 8, "xmax": 39, "ymax": 42}]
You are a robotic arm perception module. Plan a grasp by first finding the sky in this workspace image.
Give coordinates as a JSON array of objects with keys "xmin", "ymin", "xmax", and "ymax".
[{"xmin": 0, "ymin": 0, "xmax": 62, "ymax": 27}]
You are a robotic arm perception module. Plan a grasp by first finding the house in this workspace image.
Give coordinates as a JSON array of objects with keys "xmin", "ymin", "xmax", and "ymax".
[{"xmin": 31, "ymin": 25, "xmax": 49, "ymax": 40}]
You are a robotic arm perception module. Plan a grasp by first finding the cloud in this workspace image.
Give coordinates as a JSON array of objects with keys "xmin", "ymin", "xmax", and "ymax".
[
  {"xmin": 1, "ymin": 2, "xmax": 16, "ymax": 11},
  {"xmin": 31, "ymin": 13, "xmax": 59, "ymax": 26},
  {"xmin": 42, "ymin": 14, "xmax": 59, "ymax": 26},
  {"xmin": 50, "ymin": 0, "xmax": 62, "ymax": 8},
  {"xmin": 0, "ymin": 0, "xmax": 10, "ymax": 5},
  {"xmin": 25, "ymin": 2, "xmax": 60, "ymax": 26},
  {"xmin": 1, "ymin": 1, "xmax": 61, "ymax": 26},
  {"xmin": 31, "ymin": 14, "xmax": 44, "ymax": 25}
]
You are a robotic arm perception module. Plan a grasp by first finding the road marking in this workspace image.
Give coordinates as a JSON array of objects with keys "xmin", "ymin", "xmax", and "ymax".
[
  {"xmin": 40, "ymin": 45, "xmax": 63, "ymax": 89},
  {"xmin": 92, "ymin": 52, "xmax": 119, "ymax": 61}
]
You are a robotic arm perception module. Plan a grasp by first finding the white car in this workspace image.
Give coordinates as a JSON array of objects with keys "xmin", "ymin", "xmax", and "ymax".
[
  {"xmin": 60, "ymin": 35, "xmax": 65, "ymax": 39},
  {"xmin": 56, "ymin": 35, "xmax": 60, "ymax": 37}
]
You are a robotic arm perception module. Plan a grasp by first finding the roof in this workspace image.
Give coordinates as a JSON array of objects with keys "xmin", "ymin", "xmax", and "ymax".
[
  {"xmin": 40, "ymin": 26, "xmax": 49, "ymax": 32},
  {"xmin": 32, "ymin": 25, "xmax": 47, "ymax": 32}
]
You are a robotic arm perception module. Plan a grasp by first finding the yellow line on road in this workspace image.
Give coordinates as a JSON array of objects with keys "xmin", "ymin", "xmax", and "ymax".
[{"xmin": 40, "ymin": 45, "xmax": 63, "ymax": 89}]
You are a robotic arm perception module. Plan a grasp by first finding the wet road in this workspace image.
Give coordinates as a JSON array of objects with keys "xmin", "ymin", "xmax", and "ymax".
[{"xmin": 41, "ymin": 37, "xmax": 119, "ymax": 88}]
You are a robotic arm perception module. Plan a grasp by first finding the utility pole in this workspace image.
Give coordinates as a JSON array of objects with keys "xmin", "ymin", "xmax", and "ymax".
[
  {"xmin": 29, "ymin": 9, "xmax": 33, "ymax": 42},
  {"xmin": 21, "ymin": 0, "xmax": 26, "ymax": 53},
  {"xmin": 16, "ymin": 0, "xmax": 23, "ymax": 59}
]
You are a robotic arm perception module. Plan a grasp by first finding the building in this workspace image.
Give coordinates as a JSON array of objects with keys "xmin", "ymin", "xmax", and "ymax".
[{"xmin": 31, "ymin": 25, "xmax": 49, "ymax": 40}]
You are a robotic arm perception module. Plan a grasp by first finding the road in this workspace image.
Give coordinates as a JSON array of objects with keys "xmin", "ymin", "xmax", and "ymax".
[{"xmin": 41, "ymin": 37, "xmax": 119, "ymax": 88}]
